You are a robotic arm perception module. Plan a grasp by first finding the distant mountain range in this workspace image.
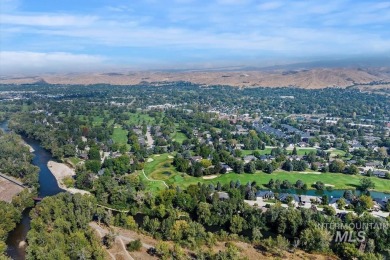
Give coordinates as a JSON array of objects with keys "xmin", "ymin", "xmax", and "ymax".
[{"xmin": 1, "ymin": 63, "xmax": 390, "ymax": 89}]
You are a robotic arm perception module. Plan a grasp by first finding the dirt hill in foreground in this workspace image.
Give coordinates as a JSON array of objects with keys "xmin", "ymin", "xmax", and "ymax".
[{"xmin": 1, "ymin": 67, "xmax": 390, "ymax": 89}]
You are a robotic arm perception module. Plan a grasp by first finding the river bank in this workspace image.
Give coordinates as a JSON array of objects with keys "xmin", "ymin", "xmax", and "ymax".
[
  {"xmin": 47, "ymin": 161, "xmax": 90, "ymax": 195},
  {"xmin": 1, "ymin": 119, "xmax": 64, "ymax": 259}
]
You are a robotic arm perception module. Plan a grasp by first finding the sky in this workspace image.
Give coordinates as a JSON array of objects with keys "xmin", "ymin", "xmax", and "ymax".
[{"xmin": 0, "ymin": 0, "xmax": 390, "ymax": 74}]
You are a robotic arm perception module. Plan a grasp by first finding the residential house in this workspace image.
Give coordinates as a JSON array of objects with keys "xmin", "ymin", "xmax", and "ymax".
[
  {"xmin": 210, "ymin": 192, "xmax": 230, "ymax": 200},
  {"xmin": 220, "ymin": 163, "xmax": 233, "ymax": 173},
  {"xmin": 300, "ymin": 195, "xmax": 321, "ymax": 206},
  {"xmin": 243, "ymin": 155, "xmax": 257, "ymax": 164},
  {"xmin": 255, "ymin": 190, "xmax": 275, "ymax": 199}
]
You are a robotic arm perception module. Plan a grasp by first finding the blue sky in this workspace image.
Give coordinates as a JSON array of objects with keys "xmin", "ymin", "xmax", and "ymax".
[{"xmin": 1, "ymin": 0, "xmax": 390, "ymax": 74}]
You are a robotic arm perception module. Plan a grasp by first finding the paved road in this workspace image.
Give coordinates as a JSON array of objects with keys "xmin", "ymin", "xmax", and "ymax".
[{"xmin": 145, "ymin": 127, "xmax": 154, "ymax": 148}]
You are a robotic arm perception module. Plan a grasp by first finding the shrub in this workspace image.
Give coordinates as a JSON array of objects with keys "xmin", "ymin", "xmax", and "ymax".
[
  {"xmin": 63, "ymin": 176, "xmax": 75, "ymax": 188},
  {"xmin": 127, "ymin": 239, "xmax": 142, "ymax": 252}
]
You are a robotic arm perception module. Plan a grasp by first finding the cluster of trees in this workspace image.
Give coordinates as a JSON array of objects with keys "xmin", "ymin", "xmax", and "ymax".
[
  {"xmin": 0, "ymin": 189, "xmax": 34, "ymax": 257},
  {"xmin": 267, "ymin": 178, "xmax": 308, "ymax": 190},
  {"xmin": 26, "ymin": 193, "xmax": 105, "ymax": 259},
  {"xmin": 1, "ymin": 83, "xmax": 389, "ymax": 259},
  {"xmin": 100, "ymin": 181, "xmax": 390, "ymax": 259},
  {"xmin": 0, "ymin": 131, "xmax": 39, "ymax": 188},
  {"xmin": 0, "ymin": 201, "xmax": 20, "ymax": 256},
  {"xmin": 282, "ymin": 159, "xmax": 307, "ymax": 172}
]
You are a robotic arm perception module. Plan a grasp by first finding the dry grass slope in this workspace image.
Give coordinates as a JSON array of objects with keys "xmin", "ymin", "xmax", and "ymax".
[{"xmin": 1, "ymin": 68, "xmax": 390, "ymax": 89}]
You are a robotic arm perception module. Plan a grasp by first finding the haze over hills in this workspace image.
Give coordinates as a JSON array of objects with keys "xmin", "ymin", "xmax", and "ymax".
[{"xmin": 1, "ymin": 66, "xmax": 390, "ymax": 89}]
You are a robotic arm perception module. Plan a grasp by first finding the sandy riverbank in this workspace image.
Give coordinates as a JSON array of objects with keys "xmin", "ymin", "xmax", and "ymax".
[
  {"xmin": 47, "ymin": 161, "xmax": 90, "ymax": 195},
  {"xmin": 24, "ymin": 143, "xmax": 35, "ymax": 153}
]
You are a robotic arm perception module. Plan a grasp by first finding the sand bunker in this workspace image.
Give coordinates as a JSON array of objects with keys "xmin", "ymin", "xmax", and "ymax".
[{"xmin": 202, "ymin": 175, "xmax": 218, "ymax": 180}]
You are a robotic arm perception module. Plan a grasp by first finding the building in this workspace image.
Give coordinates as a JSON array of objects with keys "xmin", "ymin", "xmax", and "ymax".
[{"xmin": 256, "ymin": 190, "xmax": 275, "ymax": 199}]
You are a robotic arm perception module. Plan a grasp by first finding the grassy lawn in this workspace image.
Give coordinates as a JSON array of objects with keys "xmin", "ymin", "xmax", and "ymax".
[
  {"xmin": 241, "ymin": 148, "xmax": 273, "ymax": 156},
  {"xmin": 288, "ymin": 148, "xmax": 317, "ymax": 155},
  {"xmin": 21, "ymin": 103, "xmax": 29, "ymax": 112},
  {"xmin": 139, "ymin": 153, "xmax": 390, "ymax": 193},
  {"xmin": 92, "ymin": 116, "xmax": 104, "ymax": 126},
  {"xmin": 67, "ymin": 157, "xmax": 82, "ymax": 166},
  {"xmin": 200, "ymin": 172, "xmax": 390, "ymax": 192},
  {"xmin": 140, "ymin": 153, "xmax": 200, "ymax": 193},
  {"xmin": 241, "ymin": 147, "xmax": 316, "ymax": 156},
  {"xmin": 112, "ymin": 126, "xmax": 129, "ymax": 148},
  {"xmin": 326, "ymin": 149, "xmax": 346, "ymax": 157},
  {"xmin": 172, "ymin": 131, "xmax": 188, "ymax": 144},
  {"xmin": 200, "ymin": 172, "xmax": 390, "ymax": 191},
  {"xmin": 125, "ymin": 112, "xmax": 154, "ymax": 125}
]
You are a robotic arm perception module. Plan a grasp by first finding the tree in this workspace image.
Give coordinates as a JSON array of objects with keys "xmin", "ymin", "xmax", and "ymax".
[
  {"xmin": 251, "ymin": 227, "xmax": 263, "ymax": 242},
  {"xmin": 264, "ymin": 163, "xmax": 274, "ymax": 174},
  {"xmin": 359, "ymin": 177, "xmax": 375, "ymax": 191},
  {"xmin": 262, "ymin": 235, "xmax": 290, "ymax": 257},
  {"xmin": 245, "ymin": 162, "xmax": 256, "ymax": 174},
  {"xmin": 295, "ymin": 180, "xmax": 304, "ymax": 189},
  {"xmin": 88, "ymin": 147, "xmax": 101, "ymax": 161},
  {"xmin": 347, "ymin": 165, "xmax": 359, "ymax": 175},
  {"xmin": 337, "ymin": 198, "xmax": 346, "ymax": 209},
  {"xmin": 229, "ymin": 215, "xmax": 245, "ymax": 234},
  {"xmin": 359, "ymin": 195, "xmax": 374, "ymax": 210},
  {"xmin": 292, "ymin": 147, "xmax": 297, "ymax": 155},
  {"xmin": 200, "ymin": 159, "xmax": 212, "ymax": 168},
  {"xmin": 85, "ymin": 160, "xmax": 101, "ymax": 173},
  {"xmin": 323, "ymin": 205, "xmax": 336, "ymax": 216},
  {"xmin": 329, "ymin": 159, "xmax": 345, "ymax": 173},
  {"xmin": 62, "ymin": 144, "xmax": 76, "ymax": 157},
  {"xmin": 300, "ymin": 227, "xmax": 331, "ymax": 253},
  {"xmin": 378, "ymin": 147, "xmax": 388, "ymax": 159},
  {"xmin": 233, "ymin": 149, "xmax": 242, "ymax": 157},
  {"xmin": 383, "ymin": 157, "xmax": 389, "ymax": 166},
  {"xmin": 314, "ymin": 181, "xmax": 325, "ymax": 190},
  {"xmin": 197, "ymin": 202, "xmax": 211, "ymax": 224},
  {"xmin": 334, "ymin": 242, "xmax": 361, "ymax": 259},
  {"xmin": 311, "ymin": 163, "xmax": 318, "ymax": 171},
  {"xmin": 155, "ymin": 241, "xmax": 170, "ymax": 260},
  {"xmin": 124, "ymin": 216, "xmax": 138, "ymax": 230},
  {"xmin": 344, "ymin": 190, "xmax": 354, "ymax": 200},
  {"xmin": 321, "ymin": 195, "xmax": 329, "ymax": 205},
  {"xmin": 103, "ymin": 230, "xmax": 116, "ymax": 249},
  {"xmin": 282, "ymin": 160, "xmax": 294, "ymax": 171},
  {"xmin": 234, "ymin": 161, "xmax": 244, "ymax": 173}
]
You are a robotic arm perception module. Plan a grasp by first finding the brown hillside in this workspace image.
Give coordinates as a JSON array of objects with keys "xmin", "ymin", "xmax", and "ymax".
[{"xmin": 1, "ymin": 68, "xmax": 390, "ymax": 89}]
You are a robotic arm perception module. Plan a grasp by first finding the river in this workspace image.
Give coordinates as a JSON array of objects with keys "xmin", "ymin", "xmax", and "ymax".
[{"xmin": 1, "ymin": 121, "xmax": 63, "ymax": 260}]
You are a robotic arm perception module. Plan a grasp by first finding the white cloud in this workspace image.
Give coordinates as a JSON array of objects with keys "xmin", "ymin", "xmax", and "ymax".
[
  {"xmin": 257, "ymin": 2, "xmax": 283, "ymax": 11},
  {"xmin": 1, "ymin": 14, "xmax": 97, "ymax": 27},
  {"xmin": 1, "ymin": 0, "xmax": 389, "ymax": 72},
  {"xmin": 0, "ymin": 51, "xmax": 108, "ymax": 75}
]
